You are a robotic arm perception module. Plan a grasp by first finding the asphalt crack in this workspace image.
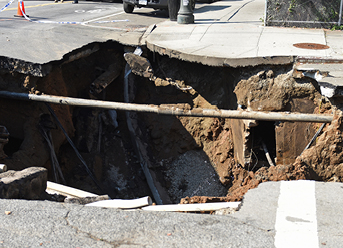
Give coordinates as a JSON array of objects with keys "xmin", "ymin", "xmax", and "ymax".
[{"xmin": 61, "ymin": 204, "xmax": 140, "ymax": 247}]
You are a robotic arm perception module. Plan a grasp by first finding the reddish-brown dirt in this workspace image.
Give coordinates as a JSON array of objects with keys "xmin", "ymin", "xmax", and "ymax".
[{"xmin": 295, "ymin": 113, "xmax": 343, "ymax": 182}]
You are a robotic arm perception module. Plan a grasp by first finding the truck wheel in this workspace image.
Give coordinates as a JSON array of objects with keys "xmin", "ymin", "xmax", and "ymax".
[{"xmin": 123, "ymin": 2, "xmax": 134, "ymax": 13}]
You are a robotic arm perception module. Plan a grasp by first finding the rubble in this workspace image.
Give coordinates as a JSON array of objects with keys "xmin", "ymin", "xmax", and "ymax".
[
  {"xmin": 0, "ymin": 167, "xmax": 47, "ymax": 200},
  {"xmin": 65, "ymin": 195, "xmax": 110, "ymax": 205}
]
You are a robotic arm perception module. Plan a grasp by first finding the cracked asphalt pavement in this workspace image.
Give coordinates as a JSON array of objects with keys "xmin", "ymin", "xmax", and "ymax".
[{"xmin": 0, "ymin": 199, "xmax": 274, "ymax": 247}]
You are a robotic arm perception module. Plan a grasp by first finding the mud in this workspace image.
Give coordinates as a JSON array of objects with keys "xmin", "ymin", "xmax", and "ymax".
[{"xmin": 0, "ymin": 41, "xmax": 341, "ymax": 204}]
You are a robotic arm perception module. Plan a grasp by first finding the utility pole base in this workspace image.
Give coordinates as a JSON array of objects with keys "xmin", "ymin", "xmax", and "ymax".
[{"xmin": 177, "ymin": 14, "xmax": 194, "ymax": 24}]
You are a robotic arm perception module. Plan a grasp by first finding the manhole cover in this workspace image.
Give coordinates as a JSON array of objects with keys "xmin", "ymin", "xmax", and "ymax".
[{"xmin": 293, "ymin": 43, "xmax": 330, "ymax": 50}]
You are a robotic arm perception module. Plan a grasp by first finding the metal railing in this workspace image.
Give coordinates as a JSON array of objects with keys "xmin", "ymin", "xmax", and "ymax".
[{"xmin": 265, "ymin": 0, "xmax": 343, "ymax": 28}]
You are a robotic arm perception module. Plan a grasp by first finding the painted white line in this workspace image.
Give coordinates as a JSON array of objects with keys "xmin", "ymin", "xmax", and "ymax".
[
  {"xmin": 275, "ymin": 180, "xmax": 319, "ymax": 248},
  {"xmin": 83, "ymin": 11, "xmax": 125, "ymax": 24},
  {"xmin": 81, "ymin": 23, "xmax": 129, "ymax": 31}
]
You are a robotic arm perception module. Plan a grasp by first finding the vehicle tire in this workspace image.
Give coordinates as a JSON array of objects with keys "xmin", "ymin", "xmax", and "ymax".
[
  {"xmin": 123, "ymin": 2, "xmax": 134, "ymax": 13},
  {"xmin": 168, "ymin": 0, "xmax": 180, "ymax": 21}
]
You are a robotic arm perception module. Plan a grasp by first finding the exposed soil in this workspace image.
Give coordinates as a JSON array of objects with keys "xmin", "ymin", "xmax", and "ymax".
[{"xmin": 0, "ymin": 41, "xmax": 341, "ymax": 204}]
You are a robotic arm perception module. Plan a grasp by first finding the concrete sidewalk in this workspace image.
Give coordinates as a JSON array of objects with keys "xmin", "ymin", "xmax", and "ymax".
[{"xmin": 145, "ymin": 0, "xmax": 343, "ymax": 67}]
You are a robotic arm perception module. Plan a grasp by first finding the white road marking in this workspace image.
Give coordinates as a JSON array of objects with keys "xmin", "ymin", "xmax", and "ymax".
[
  {"xmin": 87, "ymin": 9, "xmax": 105, "ymax": 14},
  {"xmin": 83, "ymin": 11, "xmax": 125, "ymax": 24},
  {"xmin": 275, "ymin": 180, "xmax": 319, "ymax": 248}
]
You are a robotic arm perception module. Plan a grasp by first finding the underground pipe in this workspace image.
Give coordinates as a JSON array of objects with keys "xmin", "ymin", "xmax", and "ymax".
[
  {"xmin": 0, "ymin": 91, "xmax": 333, "ymax": 123},
  {"xmin": 141, "ymin": 202, "xmax": 241, "ymax": 212},
  {"xmin": 124, "ymin": 63, "xmax": 164, "ymax": 205},
  {"xmin": 0, "ymin": 164, "xmax": 7, "ymax": 173},
  {"xmin": 46, "ymin": 181, "xmax": 98, "ymax": 198},
  {"xmin": 262, "ymin": 141, "xmax": 275, "ymax": 167}
]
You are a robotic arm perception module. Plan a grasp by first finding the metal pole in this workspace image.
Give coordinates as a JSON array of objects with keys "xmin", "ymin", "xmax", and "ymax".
[
  {"xmin": 264, "ymin": 0, "xmax": 268, "ymax": 26},
  {"xmin": 339, "ymin": 0, "xmax": 343, "ymax": 26},
  {"xmin": 0, "ymin": 91, "xmax": 333, "ymax": 123},
  {"xmin": 177, "ymin": 0, "xmax": 194, "ymax": 24}
]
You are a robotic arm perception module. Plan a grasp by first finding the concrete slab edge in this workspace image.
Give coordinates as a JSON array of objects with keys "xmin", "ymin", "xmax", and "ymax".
[
  {"xmin": 0, "ymin": 56, "xmax": 47, "ymax": 77},
  {"xmin": 146, "ymin": 41, "xmax": 295, "ymax": 67}
]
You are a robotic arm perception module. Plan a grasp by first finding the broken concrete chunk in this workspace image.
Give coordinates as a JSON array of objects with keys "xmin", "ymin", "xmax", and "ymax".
[
  {"xmin": 90, "ymin": 63, "xmax": 122, "ymax": 95},
  {"xmin": 64, "ymin": 195, "xmax": 110, "ymax": 205},
  {"xmin": 0, "ymin": 167, "xmax": 47, "ymax": 200},
  {"xmin": 124, "ymin": 53, "xmax": 154, "ymax": 79},
  {"xmin": 294, "ymin": 59, "xmax": 343, "ymax": 98},
  {"xmin": 243, "ymin": 120, "xmax": 258, "ymax": 128}
]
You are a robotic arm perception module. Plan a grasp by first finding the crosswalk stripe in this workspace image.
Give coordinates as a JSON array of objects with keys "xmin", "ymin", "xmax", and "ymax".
[{"xmin": 275, "ymin": 180, "xmax": 319, "ymax": 248}]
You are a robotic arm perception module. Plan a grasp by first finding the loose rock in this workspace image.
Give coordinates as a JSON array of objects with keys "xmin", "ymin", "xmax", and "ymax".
[{"xmin": 0, "ymin": 167, "xmax": 47, "ymax": 200}]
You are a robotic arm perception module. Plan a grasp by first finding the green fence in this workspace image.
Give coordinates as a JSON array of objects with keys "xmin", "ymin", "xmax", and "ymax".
[{"xmin": 265, "ymin": 0, "xmax": 343, "ymax": 28}]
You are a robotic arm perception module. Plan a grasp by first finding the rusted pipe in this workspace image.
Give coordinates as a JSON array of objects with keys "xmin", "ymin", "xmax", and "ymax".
[{"xmin": 0, "ymin": 91, "xmax": 333, "ymax": 123}]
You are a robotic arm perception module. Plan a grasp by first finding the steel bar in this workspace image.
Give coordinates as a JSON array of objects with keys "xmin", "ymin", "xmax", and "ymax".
[
  {"xmin": 264, "ymin": 0, "xmax": 268, "ymax": 25},
  {"xmin": 0, "ymin": 91, "xmax": 333, "ymax": 123},
  {"xmin": 268, "ymin": 20, "xmax": 339, "ymax": 24},
  {"xmin": 339, "ymin": 0, "xmax": 343, "ymax": 26}
]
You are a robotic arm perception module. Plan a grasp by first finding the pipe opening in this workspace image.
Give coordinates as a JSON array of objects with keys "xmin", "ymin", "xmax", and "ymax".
[
  {"xmin": 3, "ymin": 136, "xmax": 23, "ymax": 157},
  {"xmin": 249, "ymin": 121, "xmax": 276, "ymax": 171}
]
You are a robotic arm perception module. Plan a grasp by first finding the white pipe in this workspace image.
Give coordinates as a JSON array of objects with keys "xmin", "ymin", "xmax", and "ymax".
[
  {"xmin": 262, "ymin": 141, "xmax": 275, "ymax": 167},
  {"xmin": 86, "ymin": 196, "xmax": 152, "ymax": 209},
  {"xmin": 46, "ymin": 181, "xmax": 98, "ymax": 198},
  {"xmin": 142, "ymin": 202, "xmax": 241, "ymax": 212},
  {"xmin": 0, "ymin": 164, "xmax": 7, "ymax": 173}
]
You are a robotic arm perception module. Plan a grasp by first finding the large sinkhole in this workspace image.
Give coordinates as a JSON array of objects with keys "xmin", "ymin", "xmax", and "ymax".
[{"xmin": 0, "ymin": 41, "xmax": 339, "ymax": 204}]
